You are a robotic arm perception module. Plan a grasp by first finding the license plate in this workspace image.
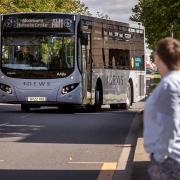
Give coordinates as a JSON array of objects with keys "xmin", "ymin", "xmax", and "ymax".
[{"xmin": 27, "ymin": 97, "xmax": 47, "ymax": 102}]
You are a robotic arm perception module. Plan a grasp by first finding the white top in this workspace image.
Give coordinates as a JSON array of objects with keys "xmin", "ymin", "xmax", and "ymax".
[{"xmin": 144, "ymin": 71, "xmax": 180, "ymax": 163}]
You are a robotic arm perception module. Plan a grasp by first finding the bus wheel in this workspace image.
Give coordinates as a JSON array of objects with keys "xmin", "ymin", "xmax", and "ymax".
[
  {"xmin": 110, "ymin": 104, "xmax": 119, "ymax": 109},
  {"xmin": 85, "ymin": 104, "xmax": 94, "ymax": 112},
  {"xmin": 120, "ymin": 82, "xmax": 132, "ymax": 110},
  {"xmin": 21, "ymin": 104, "xmax": 30, "ymax": 112},
  {"xmin": 94, "ymin": 90, "xmax": 102, "ymax": 110},
  {"xmin": 61, "ymin": 105, "xmax": 75, "ymax": 112}
]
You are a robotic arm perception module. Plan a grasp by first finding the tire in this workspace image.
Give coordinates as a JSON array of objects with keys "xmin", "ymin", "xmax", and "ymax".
[
  {"xmin": 120, "ymin": 82, "xmax": 132, "ymax": 110},
  {"xmin": 21, "ymin": 104, "xmax": 30, "ymax": 112},
  {"xmin": 85, "ymin": 98, "xmax": 100, "ymax": 112},
  {"xmin": 61, "ymin": 105, "xmax": 74, "ymax": 112},
  {"xmin": 110, "ymin": 104, "xmax": 119, "ymax": 109},
  {"xmin": 85, "ymin": 104, "xmax": 95, "ymax": 112},
  {"xmin": 95, "ymin": 90, "xmax": 101, "ymax": 110},
  {"xmin": 94, "ymin": 89, "xmax": 103, "ymax": 111}
]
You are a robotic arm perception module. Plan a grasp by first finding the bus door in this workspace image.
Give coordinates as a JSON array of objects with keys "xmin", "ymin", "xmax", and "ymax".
[{"xmin": 80, "ymin": 32, "xmax": 92, "ymax": 104}]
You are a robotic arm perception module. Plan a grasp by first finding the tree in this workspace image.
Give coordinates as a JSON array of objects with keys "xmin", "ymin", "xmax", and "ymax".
[
  {"xmin": 96, "ymin": 11, "xmax": 110, "ymax": 20},
  {"xmin": 0, "ymin": 0, "xmax": 91, "ymax": 15},
  {"xmin": 130, "ymin": 0, "xmax": 180, "ymax": 50}
]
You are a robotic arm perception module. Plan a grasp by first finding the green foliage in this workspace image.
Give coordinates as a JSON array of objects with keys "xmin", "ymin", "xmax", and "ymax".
[
  {"xmin": 130, "ymin": 0, "xmax": 180, "ymax": 50},
  {"xmin": 96, "ymin": 11, "xmax": 110, "ymax": 20},
  {"xmin": 0, "ymin": 0, "xmax": 91, "ymax": 15},
  {"xmin": 149, "ymin": 74, "xmax": 161, "ymax": 93}
]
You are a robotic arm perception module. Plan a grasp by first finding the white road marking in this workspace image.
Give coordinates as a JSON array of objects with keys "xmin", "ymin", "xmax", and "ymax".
[
  {"xmin": 68, "ymin": 114, "xmax": 141, "ymax": 180},
  {"xmin": 0, "ymin": 103, "xmax": 20, "ymax": 106},
  {"xmin": 0, "ymin": 123, "xmax": 9, "ymax": 126},
  {"xmin": 0, "ymin": 124, "xmax": 44, "ymax": 128},
  {"xmin": 68, "ymin": 161, "xmax": 117, "ymax": 180},
  {"xmin": 116, "ymin": 114, "xmax": 140, "ymax": 170},
  {"xmin": 116, "ymin": 146, "xmax": 131, "ymax": 170},
  {"xmin": 20, "ymin": 114, "xmax": 32, "ymax": 119},
  {"xmin": 68, "ymin": 161, "xmax": 109, "ymax": 164}
]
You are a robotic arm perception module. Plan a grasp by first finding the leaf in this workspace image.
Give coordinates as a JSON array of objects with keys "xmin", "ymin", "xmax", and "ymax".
[
  {"xmin": 0, "ymin": 0, "xmax": 91, "ymax": 15},
  {"xmin": 130, "ymin": 0, "xmax": 180, "ymax": 50}
]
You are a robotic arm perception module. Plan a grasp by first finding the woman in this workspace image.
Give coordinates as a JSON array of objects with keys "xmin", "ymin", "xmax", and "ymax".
[{"xmin": 144, "ymin": 37, "xmax": 180, "ymax": 180}]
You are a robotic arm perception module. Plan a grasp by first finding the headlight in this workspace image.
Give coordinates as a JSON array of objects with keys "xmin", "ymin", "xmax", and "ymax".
[
  {"xmin": 0, "ymin": 83, "xmax": 12, "ymax": 94},
  {"xmin": 62, "ymin": 83, "xmax": 79, "ymax": 95}
]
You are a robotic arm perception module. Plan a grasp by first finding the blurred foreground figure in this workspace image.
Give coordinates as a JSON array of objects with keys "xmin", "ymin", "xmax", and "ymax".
[{"xmin": 143, "ymin": 37, "xmax": 180, "ymax": 180}]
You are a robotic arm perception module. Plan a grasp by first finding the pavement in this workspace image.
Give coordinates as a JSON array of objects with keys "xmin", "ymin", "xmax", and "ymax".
[
  {"xmin": 131, "ymin": 101, "xmax": 150, "ymax": 180},
  {"xmin": 113, "ymin": 100, "xmax": 150, "ymax": 180},
  {"xmin": 131, "ymin": 127, "xmax": 150, "ymax": 180}
]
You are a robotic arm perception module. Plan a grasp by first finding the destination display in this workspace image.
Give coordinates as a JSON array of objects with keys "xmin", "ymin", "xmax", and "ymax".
[{"xmin": 3, "ymin": 16, "xmax": 75, "ymax": 33}]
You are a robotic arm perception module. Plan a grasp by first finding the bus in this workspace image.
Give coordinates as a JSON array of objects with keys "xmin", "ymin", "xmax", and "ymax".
[{"xmin": 0, "ymin": 12, "xmax": 145, "ymax": 111}]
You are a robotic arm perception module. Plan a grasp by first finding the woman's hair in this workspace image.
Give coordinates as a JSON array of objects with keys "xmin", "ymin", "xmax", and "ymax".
[{"xmin": 156, "ymin": 37, "xmax": 180, "ymax": 70}]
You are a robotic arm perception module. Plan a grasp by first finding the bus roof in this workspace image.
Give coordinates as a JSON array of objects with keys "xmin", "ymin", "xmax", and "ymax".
[
  {"xmin": 2, "ymin": 12, "xmax": 129, "ymax": 27},
  {"xmin": 80, "ymin": 15, "xmax": 129, "ymax": 27}
]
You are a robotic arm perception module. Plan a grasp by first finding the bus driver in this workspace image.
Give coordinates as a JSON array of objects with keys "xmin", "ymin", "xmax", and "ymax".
[{"xmin": 16, "ymin": 46, "xmax": 36, "ymax": 66}]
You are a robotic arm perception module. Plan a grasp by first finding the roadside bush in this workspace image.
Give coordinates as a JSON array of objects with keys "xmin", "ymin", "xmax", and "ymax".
[{"xmin": 147, "ymin": 73, "xmax": 161, "ymax": 95}]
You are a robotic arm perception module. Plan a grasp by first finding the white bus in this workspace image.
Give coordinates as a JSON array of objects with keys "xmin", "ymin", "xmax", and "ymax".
[{"xmin": 0, "ymin": 13, "xmax": 145, "ymax": 111}]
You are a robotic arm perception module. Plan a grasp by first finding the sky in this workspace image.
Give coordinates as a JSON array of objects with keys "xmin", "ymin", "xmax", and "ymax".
[{"xmin": 81, "ymin": 0, "xmax": 138, "ymax": 24}]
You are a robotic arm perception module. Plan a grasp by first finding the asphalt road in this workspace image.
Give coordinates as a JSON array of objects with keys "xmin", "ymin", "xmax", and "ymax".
[{"xmin": 0, "ymin": 103, "xmax": 143, "ymax": 180}]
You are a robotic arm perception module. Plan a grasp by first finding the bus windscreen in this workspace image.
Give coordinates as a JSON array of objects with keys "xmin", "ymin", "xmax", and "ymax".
[{"xmin": 1, "ymin": 35, "xmax": 74, "ymax": 78}]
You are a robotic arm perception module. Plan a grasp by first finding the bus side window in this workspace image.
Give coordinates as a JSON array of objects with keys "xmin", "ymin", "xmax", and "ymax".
[
  {"xmin": 109, "ymin": 50, "xmax": 113, "ymax": 68},
  {"xmin": 81, "ymin": 32, "xmax": 88, "ymax": 46},
  {"xmin": 109, "ymin": 49, "xmax": 116, "ymax": 69},
  {"xmin": 77, "ymin": 39, "xmax": 82, "ymax": 72},
  {"xmin": 102, "ymin": 48, "xmax": 106, "ymax": 68}
]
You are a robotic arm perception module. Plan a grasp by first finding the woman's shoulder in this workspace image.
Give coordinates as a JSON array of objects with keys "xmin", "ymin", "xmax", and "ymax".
[{"xmin": 161, "ymin": 71, "xmax": 180, "ymax": 90}]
